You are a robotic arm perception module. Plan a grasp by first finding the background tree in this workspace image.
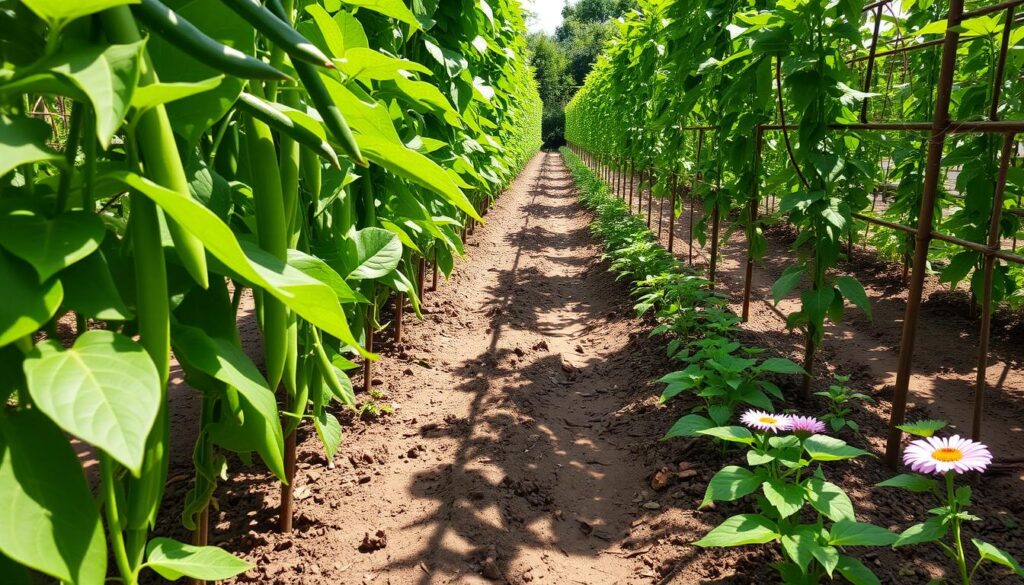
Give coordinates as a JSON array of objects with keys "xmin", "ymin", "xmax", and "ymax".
[{"xmin": 528, "ymin": 0, "xmax": 636, "ymax": 147}]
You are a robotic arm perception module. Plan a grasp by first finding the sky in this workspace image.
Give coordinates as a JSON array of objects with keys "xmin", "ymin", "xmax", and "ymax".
[{"xmin": 522, "ymin": 0, "xmax": 567, "ymax": 35}]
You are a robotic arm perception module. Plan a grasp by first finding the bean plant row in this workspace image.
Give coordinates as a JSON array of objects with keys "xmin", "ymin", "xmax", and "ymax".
[
  {"xmin": 563, "ymin": 147, "xmax": 1024, "ymax": 584},
  {"xmin": 564, "ymin": 0, "xmax": 1024, "ymax": 395},
  {"xmin": 0, "ymin": 0, "xmax": 541, "ymax": 582}
]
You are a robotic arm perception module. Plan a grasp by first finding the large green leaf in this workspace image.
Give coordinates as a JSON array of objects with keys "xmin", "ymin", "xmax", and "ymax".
[
  {"xmin": 695, "ymin": 425, "xmax": 754, "ymax": 444},
  {"xmin": 337, "ymin": 47, "xmax": 432, "ymax": 83},
  {"xmin": 835, "ymin": 275, "xmax": 872, "ymax": 319},
  {"xmin": 46, "ymin": 40, "xmax": 143, "ymax": 148},
  {"xmin": 59, "ymin": 249, "xmax": 133, "ymax": 320},
  {"xmin": 835, "ymin": 555, "xmax": 882, "ymax": 585},
  {"xmin": 0, "ymin": 209, "xmax": 105, "ymax": 281},
  {"xmin": 663, "ymin": 413, "xmax": 713, "ymax": 439},
  {"xmin": 359, "ymin": 136, "xmax": 481, "ymax": 220},
  {"xmin": 0, "ymin": 409, "xmax": 106, "ymax": 585},
  {"xmin": 876, "ymin": 473, "xmax": 938, "ymax": 493},
  {"xmin": 21, "ymin": 0, "xmax": 137, "ymax": 26},
  {"xmin": 171, "ymin": 324, "xmax": 286, "ymax": 481},
  {"xmin": 346, "ymin": 227, "xmax": 402, "ymax": 280},
  {"xmin": 828, "ymin": 520, "xmax": 897, "ymax": 546},
  {"xmin": 972, "ymin": 539, "xmax": 1024, "ymax": 576},
  {"xmin": 144, "ymin": 538, "xmax": 252, "ymax": 581},
  {"xmin": 147, "ymin": 0, "xmax": 251, "ymax": 145},
  {"xmin": 805, "ymin": 479, "xmax": 854, "ymax": 522},
  {"xmin": 803, "ymin": 434, "xmax": 868, "ymax": 461},
  {"xmin": 762, "ymin": 479, "xmax": 804, "ymax": 518},
  {"xmin": 314, "ymin": 409, "xmax": 342, "ymax": 460},
  {"xmin": 0, "ymin": 116, "xmax": 62, "ymax": 178},
  {"xmin": 701, "ymin": 465, "xmax": 761, "ymax": 508},
  {"xmin": 23, "ymin": 330, "xmax": 160, "ymax": 474},
  {"xmin": 321, "ymin": 75, "xmax": 402, "ymax": 144},
  {"xmin": 288, "ymin": 249, "xmax": 365, "ymax": 303},
  {"xmin": 0, "ymin": 251, "xmax": 63, "ymax": 348},
  {"xmin": 103, "ymin": 170, "xmax": 372, "ymax": 357},
  {"xmin": 339, "ymin": 0, "xmax": 420, "ymax": 31},
  {"xmin": 694, "ymin": 514, "xmax": 779, "ymax": 547}
]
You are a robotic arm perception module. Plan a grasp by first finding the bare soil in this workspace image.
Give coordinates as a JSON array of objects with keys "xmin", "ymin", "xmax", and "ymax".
[{"xmin": 145, "ymin": 152, "xmax": 1024, "ymax": 584}]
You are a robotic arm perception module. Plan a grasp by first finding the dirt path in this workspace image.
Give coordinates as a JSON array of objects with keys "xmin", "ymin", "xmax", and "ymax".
[{"xmin": 171, "ymin": 151, "xmax": 686, "ymax": 585}]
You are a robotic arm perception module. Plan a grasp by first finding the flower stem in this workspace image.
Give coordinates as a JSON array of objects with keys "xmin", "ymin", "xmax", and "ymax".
[{"xmin": 946, "ymin": 473, "xmax": 970, "ymax": 585}]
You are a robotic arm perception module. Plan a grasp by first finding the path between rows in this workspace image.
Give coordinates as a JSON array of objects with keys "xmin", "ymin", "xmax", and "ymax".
[{"xmin": 204, "ymin": 151, "xmax": 676, "ymax": 585}]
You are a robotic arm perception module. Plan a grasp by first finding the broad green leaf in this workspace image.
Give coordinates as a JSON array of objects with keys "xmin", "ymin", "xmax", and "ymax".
[
  {"xmin": 894, "ymin": 518, "xmax": 947, "ymax": 547},
  {"xmin": 828, "ymin": 520, "xmax": 897, "ymax": 546},
  {"xmin": 813, "ymin": 545, "xmax": 841, "ymax": 577},
  {"xmin": 696, "ymin": 425, "xmax": 754, "ymax": 444},
  {"xmin": 172, "ymin": 325, "xmax": 286, "ymax": 481},
  {"xmin": 772, "ymin": 266, "xmax": 802, "ymax": 304},
  {"xmin": 0, "ymin": 116, "xmax": 62, "ymax": 178},
  {"xmin": 781, "ymin": 526, "xmax": 822, "ymax": 573},
  {"xmin": 46, "ymin": 41, "xmax": 143, "ymax": 148},
  {"xmin": 21, "ymin": 0, "xmax": 137, "ymax": 26},
  {"xmin": 147, "ymin": 0, "xmax": 251, "ymax": 145},
  {"xmin": 971, "ymin": 539, "xmax": 1024, "ymax": 576},
  {"xmin": 801, "ymin": 286, "xmax": 835, "ymax": 326},
  {"xmin": 130, "ymin": 77, "xmax": 225, "ymax": 115},
  {"xmin": 145, "ymin": 538, "xmax": 252, "ymax": 581},
  {"xmin": 0, "ymin": 409, "xmax": 106, "ymax": 585},
  {"xmin": 333, "ymin": 10, "xmax": 368, "ymax": 49},
  {"xmin": 314, "ymin": 410, "xmax": 342, "ymax": 460},
  {"xmin": 0, "ymin": 209, "xmax": 104, "ymax": 281},
  {"xmin": 305, "ymin": 4, "xmax": 347, "ymax": 57},
  {"xmin": 288, "ymin": 249, "xmax": 365, "ymax": 303},
  {"xmin": 835, "ymin": 275, "xmax": 872, "ymax": 319},
  {"xmin": 663, "ymin": 414, "xmax": 713, "ymax": 439},
  {"xmin": 357, "ymin": 135, "xmax": 480, "ymax": 220},
  {"xmin": 59, "ymin": 249, "xmax": 133, "ymax": 320},
  {"xmin": 336, "ymin": 47, "xmax": 431, "ymax": 83},
  {"xmin": 393, "ymin": 77, "xmax": 463, "ymax": 127},
  {"xmin": 346, "ymin": 227, "xmax": 402, "ymax": 279},
  {"xmin": 757, "ymin": 357, "xmax": 804, "ymax": 374},
  {"xmin": 701, "ymin": 466, "xmax": 761, "ymax": 507},
  {"xmin": 877, "ymin": 473, "xmax": 938, "ymax": 493},
  {"xmin": 103, "ymin": 170, "xmax": 371, "ymax": 357},
  {"xmin": 762, "ymin": 479, "xmax": 804, "ymax": 518},
  {"xmin": 694, "ymin": 514, "xmax": 779, "ymax": 547},
  {"xmin": 339, "ymin": 0, "xmax": 420, "ymax": 31},
  {"xmin": 803, "ymin": 434, "xmax": 868, "ymax": 461},
  {"xmin": 0, "ymin": 251, "xmax": 63, "ymax": 348},
  {"xmin": 321, "ymin": 76, "xmax": 402, "ymax": 144},
  {"xmin": 23, "ymin": 330, "xmax": 160, "ymax": 474},
  {"xmin": 805, "ymin": 479, "xmax": 854, "ymax": 522},
  {"xmin": 896, "ymin": 419, "xmax": 947, "ymax": 438},
  {"xmin": 836, "ymin": 555, "xmax": 882, "ymax": 585}
]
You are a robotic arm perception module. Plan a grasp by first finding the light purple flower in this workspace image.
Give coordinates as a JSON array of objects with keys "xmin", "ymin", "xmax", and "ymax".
[
  {"xmin": 788, "ymin": 415, "xmax": 826, "ymax": 435},
  {"xmin": 903, "ymin": 435, "xmax": 992, "ymax": 475},
  {"xmin": 740, "ymin": 409, "xmax": 791, "ymax": 433}
]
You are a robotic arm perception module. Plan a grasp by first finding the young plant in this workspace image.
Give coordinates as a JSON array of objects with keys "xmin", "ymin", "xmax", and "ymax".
[
  {"xmin": 815, "ymin": 374, "xmax": 874, "ymax": 434},
  {"xmin": 695, "ymin": 411, "xmax": 895, "ymax": 584},
  {"xmin": 879, "ymin": 420, "xmax": 1023, "ymax": 584}
]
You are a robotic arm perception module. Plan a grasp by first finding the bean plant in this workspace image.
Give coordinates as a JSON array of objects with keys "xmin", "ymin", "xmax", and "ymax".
[{"xmin": 0, "ymin": 0, "xmax": 541, "ymax": 582}]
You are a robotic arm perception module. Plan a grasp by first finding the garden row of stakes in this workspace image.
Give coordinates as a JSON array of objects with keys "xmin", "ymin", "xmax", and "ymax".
[
  {"xmin": 0, "ymin": 0, "xmax": 541, "ymax": 583},
  {"xmin": 565, "ymin": 0, "xmax": 1024, "ymax": 468}
]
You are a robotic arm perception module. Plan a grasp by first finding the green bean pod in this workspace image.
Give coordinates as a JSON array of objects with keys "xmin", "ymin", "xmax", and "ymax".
[
  {"xmin": 235, "ymin": 92, "xmax": 340, "ymax": 170},
  {"xmin": 133, "ymin": 0, "xmax": 289, "ymax": 81},
  {"xmin": 243, "ymin": 113, "xmax": 289, "ymax": 392},
  {"xmin": 292, "ymin": 62, "xmax": 367, "ymax": 167},
  {"xmin": 102, "ymin": 6, "xmax": 209, "ymax": 289},
  {"xmin": 219, "ymin": 0, "xmax": 333, "ymax": 68}
]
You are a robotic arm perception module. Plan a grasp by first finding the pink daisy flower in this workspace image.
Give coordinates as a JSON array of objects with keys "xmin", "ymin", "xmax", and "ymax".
[
  {"xmin": 788, "ymin": 415, "xmax": 826, "ymax": 435},
  {"xmin": 740, "ymin": 410, "xmax": 791, "ymax": 433},
  {"xmin": 903, "ymin": 435, "xmax": 992, "ymax": 475}
]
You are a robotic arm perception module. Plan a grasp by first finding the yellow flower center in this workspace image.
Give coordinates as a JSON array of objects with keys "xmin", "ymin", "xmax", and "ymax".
[
  {"xmin": 759, "ymin": 416, "xmax": 777, "ymax": 425},
  {"xmin": 932, "ymin": 448, "xmax": 963, "ymax": 462}
]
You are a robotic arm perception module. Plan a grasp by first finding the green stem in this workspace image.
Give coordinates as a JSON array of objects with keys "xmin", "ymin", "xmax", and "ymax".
[
  {"xmin": 947, "ymin": 473, "xmax": 970, "ymax": 585},
  {"xmin": 101, "ymin": 454, "xmax": 138, "ymax": 585}
]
